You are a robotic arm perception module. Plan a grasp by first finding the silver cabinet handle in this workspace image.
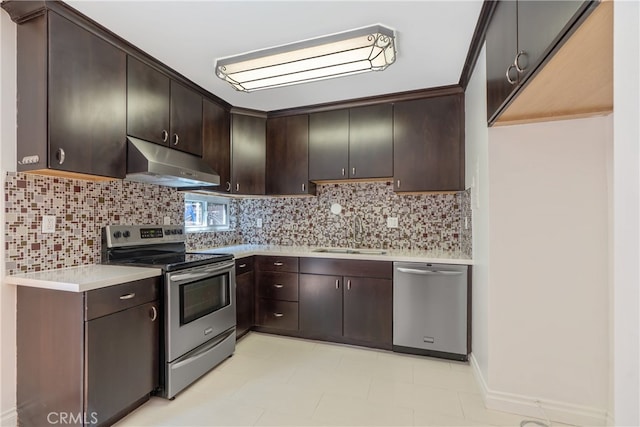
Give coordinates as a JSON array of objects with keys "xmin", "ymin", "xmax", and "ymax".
[
  {"xmin": 119, "ymin": 293, "xmax": 135, "ymax": 300},
  {"xmin": 161, "ymin": 130, "xmax": 169, "ymax": 142},
  {"xmin": 273, "ymin": 313, "xmax": 284, "ymax": 318},
  {"xmin": 341, "ymin": 168, "xmax": 345, "ymax": 176},
  {"xmin": 273, "ymin": 284, "xmax": 284, "ymax": 288},
  {"xmin": 173, "ymin": 133, "xmax": 179, "ymax": 146},
  {"xmin": 226, "ymin": 182, "xmax": 231, "ymax": 192},
  {"xmin": 238, "ymin": 263, "xmax": 247, "ymax": 268},
  {"xmin": 506, "ymin": 64, "xmax": 517, "ymax": 85},
  {"xmin": 396, "ymin": 179, "xmax": 400, "ymax": 189},
  {"xmin": 347, "ymin": 280, "xmax": 351, "ymax": 290},
  {"xmin": 302, "ymin": 183, "xmax": 306, "ymax": 192},
  {"xmin": 335, "ymin": 279, "xmax": 340, "ymax": 289},
  {"xmin": 150, "ymin": 306, "xmax": 157, "ymax": 321},
  {"xmin": 236, "ymin": 183, "xmax": 240, "ymax": 192},
  {"xmin": 352, "ymin": 167, "xmax": 356, "ymax": 176},
  {"xmin": 273, "ymin": 262, "xmax": 284, "ymax": 266},
  {"xmin": 514, "ymin": 50, "xmax": 527, "ymax": 73},
  {"xmin": 56, "ymin": 148, "xmax": 65, "ymax": 165}
]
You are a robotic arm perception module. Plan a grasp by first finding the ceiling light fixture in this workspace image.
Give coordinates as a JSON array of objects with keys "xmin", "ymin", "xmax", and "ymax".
[{"xmin": 215, "ymin": 24, "xmax": 397, "ymax": 92}]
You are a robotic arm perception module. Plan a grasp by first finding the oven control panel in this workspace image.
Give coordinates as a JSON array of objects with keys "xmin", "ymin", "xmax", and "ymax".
[{"xmin": 103, "ymin": 224, "xmax": 185, "ymax": 248}]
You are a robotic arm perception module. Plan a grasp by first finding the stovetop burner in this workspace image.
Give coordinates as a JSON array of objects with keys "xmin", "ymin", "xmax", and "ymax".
[{"xmin": 101, "ymin": 225, "xmax": 233, "ymax": 271}]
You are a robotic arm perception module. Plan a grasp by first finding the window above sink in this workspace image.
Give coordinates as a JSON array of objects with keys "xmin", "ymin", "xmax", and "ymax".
[{"xmin": 184, "ymin": 194, "xmax": 230, "ymax": 232}]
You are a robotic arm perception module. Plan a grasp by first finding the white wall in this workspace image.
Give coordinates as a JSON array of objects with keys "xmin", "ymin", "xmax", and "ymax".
[
  {"xmin": 464, "ymin": 44, "xmax": 490, "ymax": 386},
  {"xmin": 0, "ymin": 9, "xmax": 17, "ymax": 427},
  {"xmin": 612, "ymin": 0, "xmax": 640, "ymax": 425},
  {"xmin": 487, "ymin": 116, "xmax": 611, "ymax": 425}
]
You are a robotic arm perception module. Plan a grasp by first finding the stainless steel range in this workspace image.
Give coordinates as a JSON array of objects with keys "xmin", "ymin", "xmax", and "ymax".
[{"xmin": 102, "ymin": 225, "xmax": 236, "ymax": 399}]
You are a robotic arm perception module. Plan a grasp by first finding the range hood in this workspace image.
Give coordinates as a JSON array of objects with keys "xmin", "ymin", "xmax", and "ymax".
[{"xmin": 125, "ymin": 136, "xmax": 220, "ymax": 188}]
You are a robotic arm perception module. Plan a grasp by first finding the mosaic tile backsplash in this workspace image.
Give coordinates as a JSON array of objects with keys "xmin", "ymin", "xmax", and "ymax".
[{"xmin": 5, "ymin": 172, "xmax": 471, "ymax": 275}]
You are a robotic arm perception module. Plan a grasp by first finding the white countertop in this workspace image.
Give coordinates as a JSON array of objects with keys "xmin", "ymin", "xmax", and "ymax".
[
  {"xmin": 5, "ymin": 264, "xmax": 162, "ymax": 293},
  {"xmin": 192, "ymin": 244, "xmax": 473, "ymax": 265}
]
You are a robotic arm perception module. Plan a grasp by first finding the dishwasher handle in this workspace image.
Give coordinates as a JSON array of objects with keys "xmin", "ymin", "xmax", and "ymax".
[{"xmin": 396, "ymin": 267, "xmax": 463, "ymax": 276}]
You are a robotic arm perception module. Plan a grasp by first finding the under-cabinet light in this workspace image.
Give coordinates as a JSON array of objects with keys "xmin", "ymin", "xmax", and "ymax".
[{"xmin": 215, "ymin": 24, "xmax": 397, "ymax": 92}]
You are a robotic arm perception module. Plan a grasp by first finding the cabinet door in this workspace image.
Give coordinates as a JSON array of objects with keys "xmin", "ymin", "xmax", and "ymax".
[
  {"xmin": 308, "ymin": 110, "xmax": 349, "ymax": 180},
  {"xmin": 517, "ymin": 1, "xmax": 587, "ymax": 82},
  {"xmin": 266, "ymin": 115, "xmax": 313, "ymax": 195},
  {"xmin": 236, "ymin": 271, "xmax": 254, "ymax": 339},
  {"xmin": 127, "ymin": 56, "xmax": 171, "ymax": 146},
  {"xmin": 232, "ymin": 114, "xmax": 266, "ymax": 195},
  {"xmin": 343, "ymin": 277, "xmax": 392, "ymax": 346},
  {"xmin": 86, "ymin": 301, "xmax": 159, "ymax": 426},
  {"xmin": 485, "ymin": 0, "xmax": 518, "ymax": 122},
  {"xmin": 48, "ymin": 11, "xmax": 127, "ymax": 178},
  {"xmin": 348, "ymin": 104, "xmax": 393, "ymax": 179},
  {"xmin": 203, "ymin": 99, "xmax": 231, "ymax": 193},
  {"xmin": 393, "ymin": 95, "xmax": 464, "ymax": 192},
  {"xmin": 299, "ymin": 274, "xmax": 343, "ymax": 337},
  {"xmin": 170, "ymin": 81, "xmax": 203, "ymax": 156}
]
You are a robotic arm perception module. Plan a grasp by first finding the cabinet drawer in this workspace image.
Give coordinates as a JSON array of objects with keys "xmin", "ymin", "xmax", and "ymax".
[
  {"xmin": 257, "ymin": 299, "xmax": 298, "ymax": 331},
  {"xmin": 257, "ymin": 272, "xmax": 299, "ymax": 301},
  {"xmin": 236, "ymin": 257, "xmax": 254, "ymax": 275},
  {"xmin": 86, "ymin": 277, "xmax": 160, "ymax": 321},
  {"xmin": 299, "ymin": 258, "xmax": 392, "ymax": 279},
  {"xmin": 256, "ymin": 256, "xmax": 299, "ymax": 272}
]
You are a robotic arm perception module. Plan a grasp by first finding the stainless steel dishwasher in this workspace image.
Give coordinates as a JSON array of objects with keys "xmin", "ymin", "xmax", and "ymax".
[{"xmin": 393, "ymin": 262, "xmax": 469, "ymax": 361}]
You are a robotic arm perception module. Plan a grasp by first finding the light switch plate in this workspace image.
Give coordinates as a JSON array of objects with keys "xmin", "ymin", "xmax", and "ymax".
[
  {"xmin": 42, "ymin": 215, "xmax": 56, "ymax": 233},
  {"xmin": 164, "ymin": 216, "xmax": 171, "ymax": 225},
  {"xmin": 256, "ymin": 218, "xmax": 263, "ymax": 228},
  {"xmin": 387, "ymin": 217, "xmax": 399, "ymax": 228}
]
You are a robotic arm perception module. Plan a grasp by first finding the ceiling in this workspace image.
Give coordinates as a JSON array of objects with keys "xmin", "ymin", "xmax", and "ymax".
[{"xmin": 66, "ymin": 0, "xmax": 483, "ymax": 112}]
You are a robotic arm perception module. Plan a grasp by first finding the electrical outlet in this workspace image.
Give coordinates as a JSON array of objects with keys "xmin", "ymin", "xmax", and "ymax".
[
  {"xmin": 256, "ymin": 218, "xmax": 263, "ymax": 228},
  {"xmin": 42, "ymin": 215, "xmax": 56, "ymax": 233},
  {"xmin": 387, "ymin": 217, "xmax": 399, "ymax": 228},
  {"xmin": 464, "ymin": 216, "xmax": 469, "ymax": 230},
  {"xmin": 164, "ymin": 216, "xmax": 171, "ymax": 225}
]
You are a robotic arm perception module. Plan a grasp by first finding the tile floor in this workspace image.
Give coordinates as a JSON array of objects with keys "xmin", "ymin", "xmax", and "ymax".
[{"xmin": 114, "ymin": 333, "xmax": 553, "ymax": 427}]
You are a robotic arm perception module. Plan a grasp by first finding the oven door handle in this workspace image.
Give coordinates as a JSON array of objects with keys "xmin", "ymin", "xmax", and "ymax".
[{"xmin": 169, "ymin": 261, "xmax": 235, "ymax": 282}]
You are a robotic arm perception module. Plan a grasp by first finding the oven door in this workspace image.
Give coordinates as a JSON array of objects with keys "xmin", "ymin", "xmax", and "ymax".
[{"xmin": 166, "ymin": 260, "xmax": 236, "ymax": 362}]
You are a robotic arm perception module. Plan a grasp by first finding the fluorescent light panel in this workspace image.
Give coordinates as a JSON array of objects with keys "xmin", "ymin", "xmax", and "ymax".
[{"xmin": 215, "ymin": 24, "xmax": 396, "ymax": 92}]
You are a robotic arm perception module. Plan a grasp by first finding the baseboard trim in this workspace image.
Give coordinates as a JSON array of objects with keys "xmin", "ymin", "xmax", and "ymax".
[
  {"xmin": 469, "ymin": 353, "xmax": 607, "ymax": 426},
  {"xmin": 1, "ymin": 407, "xmax": 17, "ymax": 427}
]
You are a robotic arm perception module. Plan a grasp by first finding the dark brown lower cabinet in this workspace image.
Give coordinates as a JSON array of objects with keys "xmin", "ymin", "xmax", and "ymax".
[
  {"xmin": 342, "ymin": 276, "xmax": 392, "ymax": 345},
  {"xmin": 257, "ymin": 299, "xmax": 299, "ymax": 331},
  {"xmin": 298, "ymin": 258, "xmax": 393, "ymax": 349},
  {"xmin": 86, "ymin": 301, "xmax": 159, "ymax": 423},
  {"xmin": 17, "ymin": 277, "xmax": 160, "ymax": 427},
  {"xmin": 235, "ymin": 257, "xmax": 255, "ymax": 339},
  {"xmin": 299, "ymin": 274, "xmax": 343, "ymax": 337}
]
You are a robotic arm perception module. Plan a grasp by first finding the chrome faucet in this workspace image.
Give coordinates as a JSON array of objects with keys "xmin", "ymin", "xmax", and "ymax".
[{"xmin": 353, "ymin": 216, "xmax": 363, "ymax": 248}]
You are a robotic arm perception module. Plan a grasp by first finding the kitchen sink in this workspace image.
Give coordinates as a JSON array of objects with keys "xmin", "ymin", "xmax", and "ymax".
[{"xmin": 312, "ymin": 248, "xmax": 387, "ymax": 255}]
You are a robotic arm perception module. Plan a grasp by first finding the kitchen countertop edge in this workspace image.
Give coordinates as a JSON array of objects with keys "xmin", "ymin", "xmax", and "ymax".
[
  {"xmin": 192, "ymin": 245, "xmax": 474, "ymax": 265},
  {"xmin": 5, "ymin": 264, "xmax": 163, "ymax": 293}
]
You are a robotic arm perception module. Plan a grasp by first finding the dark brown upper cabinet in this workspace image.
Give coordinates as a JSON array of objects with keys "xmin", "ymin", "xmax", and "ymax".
[
  {"xmin": 127, "ymin": 57, "xmax": 203, "ymax": 156},
  {"xmin": 308, "ymin": 105, "xmax": 393, "ymax": 182},
  {"xmin": 231, "ymin": 113, "xmax": 266, "ymax": 195},
  {"xmin": 170, "ymin": 81, "xmax": 203, "ymax": 156},
  {"xmin": 266, "ymin": 115, "xmax": 315, "ymax": 195},
  {"xmin": 15, "ymin": 10, "xmax": 127, "ymax": 179},
  {"xmin": 486, "ymin": 0, "xmax": 593, "ymax": 123},
  {"xmin": 202, "ymin": 99, "xmax": 232, "ymax": 193},
  {"xmin": 127, "ymin": 56, "xmax": 171, "ymax": 146},
  {"xmin": 393, "ymin": 94, "xmax": 464, "ymax": 192},
  {"xmin": 308, "ymin": 110, "xmax": 350, "ymax": 181},
  {"xmin": 348, "ymin": 104, "xmax": 393, "ymax": 179}
]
